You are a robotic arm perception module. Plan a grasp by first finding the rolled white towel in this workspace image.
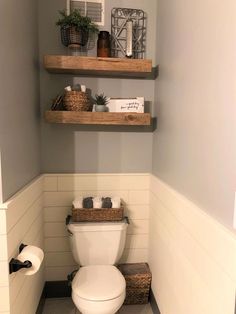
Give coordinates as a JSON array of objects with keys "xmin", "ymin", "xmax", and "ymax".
[
  {"xmin": 65, "ymin": 86, "xmax": 72, "ymax": 92},
  {"xmin": 73, "ymin": 197, "xmax": 83, "ymax": 208},
  {"xmin": 81, "ymin": 85, "xmax": 86, "ymax": 92},
  {"xmin": 93, "ymin": 197, "xmax": 102, "ymax": 209},
  {"xmin": 111, "ymin": 197, "xmax": 121, "ymax": 208}
]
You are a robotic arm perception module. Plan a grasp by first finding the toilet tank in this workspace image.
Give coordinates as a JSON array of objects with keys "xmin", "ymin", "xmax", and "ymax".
[{"xmin": 67, "ymin": 220, "xmax": 128, "ymax": 266}]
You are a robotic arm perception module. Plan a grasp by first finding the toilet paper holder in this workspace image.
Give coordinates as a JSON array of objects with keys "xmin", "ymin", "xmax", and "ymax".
[{"xmin": 9, "ymin": 244, "xmax": 32, "ymax": 274}]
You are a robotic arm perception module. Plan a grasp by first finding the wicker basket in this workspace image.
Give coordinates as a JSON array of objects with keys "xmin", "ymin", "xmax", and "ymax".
[
  {"xmin": 72, "ymin": 205, "xmax": 124, "ymax": 222},
  {"xmin": 64, "ymin": 91, "xmax": 91, "ymax": 111},
  {"xmin": 60, "ymin": 26, "xmax": 89, "ymax": 47},
  {"xmin": 118, "ymin": 263, "xmax": 152, "ymax": 305},
  {"xmin": 124, "ymin": 289, "xmax": 150, "ymax": 305}
]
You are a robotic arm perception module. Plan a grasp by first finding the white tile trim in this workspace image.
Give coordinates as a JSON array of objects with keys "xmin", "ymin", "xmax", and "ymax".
[{"xmin": 0, "ymin": 175, "xmax": 43, "ymax": 210}]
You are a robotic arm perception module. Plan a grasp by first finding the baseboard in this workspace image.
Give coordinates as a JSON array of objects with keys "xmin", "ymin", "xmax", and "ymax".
[
  {"xmin": 44, "ymin": 281, "xmax": 72, "ymax": 298},
  {"xmin": 150, "ymin": 289, "xmax": 161, "ymax": 314},
  {"xmin": 36, "ymin": 282, "xmax": 70, "ymax": 314},
  {"xmin": 36, "ymin": 288, "xmax": 46, "ymax": 314}
]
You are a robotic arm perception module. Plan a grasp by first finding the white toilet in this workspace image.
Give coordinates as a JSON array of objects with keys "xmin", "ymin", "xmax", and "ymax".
[{"xmin": 67, "ymin": 220, "xmax": 128, "ymax": 314}]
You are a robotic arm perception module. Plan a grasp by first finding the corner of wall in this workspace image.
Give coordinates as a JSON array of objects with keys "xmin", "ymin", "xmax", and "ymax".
[{"xmin": 0, "ymin": 150, "xmax": 3, "ymax": 204}]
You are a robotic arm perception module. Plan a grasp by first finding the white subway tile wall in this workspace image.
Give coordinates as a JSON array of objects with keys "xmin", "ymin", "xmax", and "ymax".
[
  {"xmin": 0, "ymin": 287, "xmax": 10, "ymax": 313},
  {"xmin": 0, "ymin": 176, "xmax": 44, "ymax": 314},
  {"xmin": 149, "ymin": 175, "xmax": 236, "ymax": 314},
  {"xmin": 43, "ymin": 174, "xmax": 150, "ymax": 281},
  {"xmin": 0, "ymin": 210, "xmax": 7, "ymax": 235},
  {"xmin": 0, "ymin": 210, "xmax": 9, "ymax": 313}
]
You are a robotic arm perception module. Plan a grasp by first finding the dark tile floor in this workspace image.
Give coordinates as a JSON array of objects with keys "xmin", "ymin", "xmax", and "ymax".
[{"xmin": 42, "ymin": 298, "xmax": 154, "ymax": 314}]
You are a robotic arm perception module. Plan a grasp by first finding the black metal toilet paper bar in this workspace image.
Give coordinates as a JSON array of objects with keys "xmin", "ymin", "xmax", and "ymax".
[{"xmin": 9, "ymin": 243, "xmax": 32, "ymax": 274}]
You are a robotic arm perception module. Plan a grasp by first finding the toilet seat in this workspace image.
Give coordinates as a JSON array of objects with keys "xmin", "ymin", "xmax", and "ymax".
[{"xmin": 72, "ymin": 265, "xmax": 126, "ymax": 301}]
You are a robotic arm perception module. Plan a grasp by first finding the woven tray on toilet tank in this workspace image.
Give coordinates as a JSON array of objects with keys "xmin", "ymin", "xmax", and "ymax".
[
  {"xmin": 117, "ymin": 263, "xmax": 152, "ymax": 305},
  {"xmin": 72, "ymin": 204, "xmax": 124, "ymax": 222}
]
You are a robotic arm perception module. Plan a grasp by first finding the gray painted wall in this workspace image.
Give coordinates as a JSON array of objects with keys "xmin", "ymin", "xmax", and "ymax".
[
  {"xmin": 39, "ymin": 0, "xmax": 157, "ymax": 173},
  {"xmin": 152, "ymin": 0, "xmax": 236, "ymax": 229},
  {"xmin": 0, "ymin": 0, "xmax": 41, "ymax": 201}
]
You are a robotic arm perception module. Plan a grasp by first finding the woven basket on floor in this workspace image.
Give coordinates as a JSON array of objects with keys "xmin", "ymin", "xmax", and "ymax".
[
  {"xmin": 124, "ymin": 289, "xmax": 150, "ymax": 305},
  {"xmin": 64, "ymin": 91, "xmax": 90, "ymax": 111},
  {"xmin": 118, "ymin": 263, "xmax": 152, "ymax": 304},
  {"xmin": 72, "ymin": 205, "xmax": 124, "ymax": 222}
]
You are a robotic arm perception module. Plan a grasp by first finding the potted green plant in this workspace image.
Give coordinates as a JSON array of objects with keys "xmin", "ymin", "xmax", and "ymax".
[
  {"xmin": 94, "ymin": 94, "xmax": 109, "ymax": 112},
  {"xmin": 56, "ymin": 9, "xmax": 99, "ymax": 48}
]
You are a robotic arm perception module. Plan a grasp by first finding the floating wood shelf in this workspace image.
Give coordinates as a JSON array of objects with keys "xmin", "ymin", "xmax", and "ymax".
[
  {"xmin": 45, "ymin": 111, "xmax": 152, "ymax": 126},
  {"xmin": 43, "ymin": 55, "xmax": 158, "ymax": 79}
]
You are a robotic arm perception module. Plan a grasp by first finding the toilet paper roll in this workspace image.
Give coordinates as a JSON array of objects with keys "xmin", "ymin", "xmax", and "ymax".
[{"xmin": 16, "ymin": 245, "xmax": 44, "ymax": 276}]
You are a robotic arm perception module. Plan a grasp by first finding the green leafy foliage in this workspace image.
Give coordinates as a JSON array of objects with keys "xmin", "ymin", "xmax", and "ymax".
[
  {"xmin": 95, "ymin": 93, "xmax": 109, "ymax": 106},
  {"xmin": 56, "ymin": 9, "xmax": 99, "ymax": 33}
]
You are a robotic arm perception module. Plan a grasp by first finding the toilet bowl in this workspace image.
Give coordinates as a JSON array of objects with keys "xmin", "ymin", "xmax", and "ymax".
[{"xmin": 72, "ymin": 265, "xmax": 126, "ymax": 314}]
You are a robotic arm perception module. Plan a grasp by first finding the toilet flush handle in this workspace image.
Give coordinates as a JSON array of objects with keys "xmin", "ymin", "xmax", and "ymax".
[
  {"xmin": 124, "ymin": 216, "xmax": 130, "ymax": 225},
  {"xmin": 67, "ymin": 228, "xmax": 73, "ymax": 236},
  {"xmin": 66, "ymin": 215, "xmax": 71, "ymax": 225}
]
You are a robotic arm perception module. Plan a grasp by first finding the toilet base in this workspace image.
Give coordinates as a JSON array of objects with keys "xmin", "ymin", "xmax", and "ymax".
[{"xmin": 72, "ymin": 290, "xmax": 125, "ymax": 314}]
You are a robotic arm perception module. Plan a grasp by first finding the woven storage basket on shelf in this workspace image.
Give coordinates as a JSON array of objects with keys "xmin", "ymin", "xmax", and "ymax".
[
  {"xmin": 64, "ymin": 91, "xmax": 91, "ymax": 111},
  {"xmin": 72, "ymin": 204, "xmax": 124, "ymax": 222},
  {"xmin": 118, "ymin": 263, "xmax": 152, "ymax": 305},
  {"xmin": 60, "ymin": 26, "xmax": 89, "ymax": 47}
]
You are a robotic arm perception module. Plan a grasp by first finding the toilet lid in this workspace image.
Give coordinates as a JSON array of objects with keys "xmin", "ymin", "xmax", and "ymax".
[{"xmin": 72, "ymin": 265, "xmax": 126, "ymax": 301}]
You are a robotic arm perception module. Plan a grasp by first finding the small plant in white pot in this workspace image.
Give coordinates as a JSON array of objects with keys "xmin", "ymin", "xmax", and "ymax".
[{"xmin": 94, "ymin": 94, "xmax": 109, "ymax": 112}]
